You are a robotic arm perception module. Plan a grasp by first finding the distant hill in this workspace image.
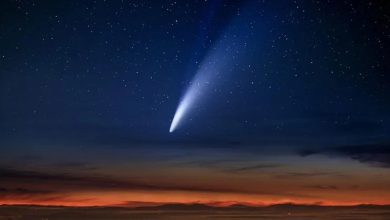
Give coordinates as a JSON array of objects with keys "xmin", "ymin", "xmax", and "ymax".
[
  {"xmin": 132, "ymin": 202, "xmax": 390, "ymax": 211},
  {"xmin": 1, "ymin": 203, "xmax": 390, "ymax": 211}
]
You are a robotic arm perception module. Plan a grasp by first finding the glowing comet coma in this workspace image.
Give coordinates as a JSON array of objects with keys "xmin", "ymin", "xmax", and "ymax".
[{"xmin": 169, "ymin": 94, "xmax": 192, "ymax": 133}]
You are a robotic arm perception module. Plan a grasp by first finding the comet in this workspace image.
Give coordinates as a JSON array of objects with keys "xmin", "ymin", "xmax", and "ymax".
[
  {"xmin": 169, "ymin": 47, "xmax": 227, "ymax": 133},
  {"xmin": 169, "ymin": 6, "xmax": 259, "ymax": 133},
  {"xmin": 169, "ymin": 61, "xmax": 214, "ymax": 133}
]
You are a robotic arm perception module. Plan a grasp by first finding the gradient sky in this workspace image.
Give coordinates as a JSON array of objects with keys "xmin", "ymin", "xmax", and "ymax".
[{"xmin": 0, "ymin": 0, "xmax": 389, "ymax": 206}]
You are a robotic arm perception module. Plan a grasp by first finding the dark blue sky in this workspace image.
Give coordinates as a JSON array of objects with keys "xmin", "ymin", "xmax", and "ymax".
[
  {"xmin": 1, "ymin": 0, "xmax": 389, "ymax": 148},
  {"xmin": 0, "ymin": 0, "xmax": 389, "ymax": 206}
]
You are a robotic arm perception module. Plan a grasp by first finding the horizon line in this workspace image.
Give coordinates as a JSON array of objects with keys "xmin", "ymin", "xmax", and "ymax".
[{"xmin": 1, "ymin": 201, "xmax": 390, "ymax": 209}]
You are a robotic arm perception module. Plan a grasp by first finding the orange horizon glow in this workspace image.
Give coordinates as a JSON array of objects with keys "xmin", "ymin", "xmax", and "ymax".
[
  {"xmin": 1, "ymin": 200, "xmax": 390, "ymax": 208},
  {"xmin": 1, "ymin": 190, "xmax": 390, "ymax": 208}
]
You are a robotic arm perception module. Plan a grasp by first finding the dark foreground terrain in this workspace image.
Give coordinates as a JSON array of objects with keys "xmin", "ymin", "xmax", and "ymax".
[{"xmin": 0, "ymin": 204, "xmax": 389, "ymax": 220}]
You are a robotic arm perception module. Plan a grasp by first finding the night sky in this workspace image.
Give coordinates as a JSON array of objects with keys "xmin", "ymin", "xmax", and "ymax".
[{"xmin": 0, "ymin": 0, "xmax": 389, "ymax": 206}]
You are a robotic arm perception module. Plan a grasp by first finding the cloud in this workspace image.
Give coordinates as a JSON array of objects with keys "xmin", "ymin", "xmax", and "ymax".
[
  {"xmin": 52, "ymin": 162, "xmax": 98, "ymax": 171},
  {"xmin": 0, "ymin": 168, "xmax": 250, "ymax": 194},
  {"xmin": 0, "ymin": 187, "xmax": 54, "ymax": 196},
  {"xmin": 227, "ymin": 164, "xmax": 282, "ymax": 172},
  {"xmin": 303, "ymin": 185, "xmax": 359, "ymax": 190},
  {"xmin": 0, "ymin": 168, "xmax": 313, "ymax": 199},
  {"xmin": 298, "ymin": 143, "xmax": 390, "ymax": 168},
  {"xmin": 305, "ymin": 185, "xmax": 340, "ymax": 190},
  {"xmin": 175, "ymin": 159, "xmax": 282, "ymax": 173},
  {"xmin": 0, "ymin": 187, "xmax": 65, "ymax": 203},
  {"xmin": 274, "ymin": 172, "xmax": 343, "ymax": 179},
  {"xmin": 0, "ymin": 168, "xmax": 236, "ymax": 193}
]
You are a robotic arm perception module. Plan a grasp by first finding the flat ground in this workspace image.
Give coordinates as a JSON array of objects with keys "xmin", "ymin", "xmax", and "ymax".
[{"xmin": 0, "ymin": 205, "xmax": 389, "ymax": 220}]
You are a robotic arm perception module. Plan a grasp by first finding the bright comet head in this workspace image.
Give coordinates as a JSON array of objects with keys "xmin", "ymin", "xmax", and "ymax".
[{"xmin": 169, "ymin": 89, "xmax": 195, "ymax": 133}]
